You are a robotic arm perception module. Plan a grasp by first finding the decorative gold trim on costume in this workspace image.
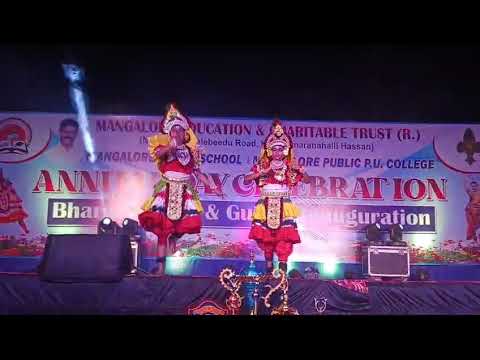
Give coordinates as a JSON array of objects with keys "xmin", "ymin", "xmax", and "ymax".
[
  {"xmin": 287, "ymin": 168, "xmax": 298, "ymax": 184},
  {"xmin": 266, "ymin": 197, "xmax": 282, "ymax": 229},
  {"xmin": 161, "ymin": 174, "xmax": 191, "ymax": 184},
  {"xmin": 261, "ymin": 190, "xmax": 290, "ymax": 198},
  {"xmin": 252, "ymin": 200, "xmax": 300, "ymax": 222},
  {"xmin": 273, "ymin": 167, "xmax": 287, "ymax": 182},
  {"xmin": 166, "ymin": 181, "xmax": 184, "ymax": 221}
]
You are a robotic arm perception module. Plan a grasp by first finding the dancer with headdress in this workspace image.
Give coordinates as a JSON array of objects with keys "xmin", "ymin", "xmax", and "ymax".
[
  {"xmin": 465, "ymin": 176, "xmax": 480, "ymax": 242},
  {"xmin": 139, "ymin": 104, "xmax": 223, "ymax": 275},
  {"xmin": 244, "ymin": 119, "xmax": 310, "ymax": 274},
  {"xmin": 0, "ymin": 169, "xmax": 29, "ymax": 234}
]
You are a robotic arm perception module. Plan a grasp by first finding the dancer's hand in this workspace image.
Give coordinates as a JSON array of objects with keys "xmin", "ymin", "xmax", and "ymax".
[
  {"xmin": 168, "ymin": 139, "xmax": 178, "ymax": 152},
  {"xmin": 260, "ymin": 165, "xmax": 271, "ymax": 177}
]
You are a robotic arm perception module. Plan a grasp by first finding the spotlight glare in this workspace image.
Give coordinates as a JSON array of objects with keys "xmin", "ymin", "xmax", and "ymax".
[
  {"xmin": 166, "ymin": 257, "xmax": 190, "ymax": 275},
  {"xmin": 62, "ymin": 63, "xmax": 96, "ymax": 163},
  {"xmin": 322, "ymin": 258, "xmax": 338, "ymax": 276}
]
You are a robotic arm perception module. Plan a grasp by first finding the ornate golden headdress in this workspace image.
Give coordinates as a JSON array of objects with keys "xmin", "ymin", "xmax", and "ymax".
[
  {"xmin": 147, "ymin": 103, "xmax": 199, "ymax": 170},
  {"xmin": 162, "ymin": 103, "xmax": 190, "ymax": 134},
  {"xmin": 258, "ymin": 119, "xmax": 295, "ymax": 162}
]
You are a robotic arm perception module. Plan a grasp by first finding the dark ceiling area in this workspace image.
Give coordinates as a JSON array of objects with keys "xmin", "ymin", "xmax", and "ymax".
[{"xmin": 2, "ymin": 44, "xmax": 480, "ymax": 123}]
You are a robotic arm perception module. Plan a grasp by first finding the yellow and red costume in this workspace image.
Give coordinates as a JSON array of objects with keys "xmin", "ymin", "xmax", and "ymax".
[
  {"xmin": 0, "ymin": 169, "xmax": 29, "ymax": 233},
  {"xmin": 466, "ymin": 189, "xmax": 480, "ymax": 241},
  {"xmin": 138, "ymin": 105, "xmax": 203, "ymax": 245},
  {"xmin": 248, "ymin": 119, "xmax": 304, "ymax": 263}
]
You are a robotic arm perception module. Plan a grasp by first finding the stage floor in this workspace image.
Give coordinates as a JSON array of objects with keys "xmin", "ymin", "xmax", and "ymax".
[
  {"xmin": 2, "ymin": 256, "xmax": 480, "ymax": 281},
  {"xmin": 1, "ymin": 273, "xmax": 480, "ymax": 315}
]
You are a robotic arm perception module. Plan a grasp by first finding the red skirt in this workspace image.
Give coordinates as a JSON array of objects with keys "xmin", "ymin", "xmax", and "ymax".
[
  {"xmin": 138, "ymin": 211, "xmax": 201, "ymax": 245},
  {"xmin": 249, "ymin": 224, "xmax": 301, "ymax": 244},
  {"xmin": 249, "ymin": 224, "xmax": 300, "ymax": 261}
]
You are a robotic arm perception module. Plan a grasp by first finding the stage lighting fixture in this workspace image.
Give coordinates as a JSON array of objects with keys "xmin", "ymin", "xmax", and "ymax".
[
  {"xmin": 288, "ymin": 269, "xmax": 304, "ymax": 279},
  {"xmin": 417, "ymin": 269, "xmax": 430, "ymax": 281},
  {"xmin": 97, "ymin": 217, "xmax": 119, "ymax": 235},
  {"xmin": 120, "ymin": 218, "xmax": 149, "ymax": 275},
  {"xmin": 389, "ymin": 224, "xmax": 407, "ymax": 246},
  {"xmin": 121, "ymin": 218, "xmax": 139, "ymax": 237},
  {"xmin": 366, "ymin": 223, "xmax": 382, "ymax": 244},
  {"xmin": 304, "ymin": 266, "xmax": 319, "ymax": 279}
]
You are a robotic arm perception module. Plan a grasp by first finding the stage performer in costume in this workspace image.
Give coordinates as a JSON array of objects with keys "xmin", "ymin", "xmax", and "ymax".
[
  {"xmin": 244, "ymin": 119, "xmax": 310, "ymax": 274},
  {"xmin": 465, "ymin": 177, "xmax": 480, "ymax": 242},
  {"xmin": 139, "ymin": 104, "xmax": 223, "ymax": 275},
  {"xmin": 0, "ymin": 169, "xmax": 29, "ymax": 234}
]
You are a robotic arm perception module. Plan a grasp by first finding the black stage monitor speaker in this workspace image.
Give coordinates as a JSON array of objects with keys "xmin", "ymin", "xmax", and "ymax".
[{"xmin": 38, "ymin": 234, "xmax": 133, "ymax": 283}]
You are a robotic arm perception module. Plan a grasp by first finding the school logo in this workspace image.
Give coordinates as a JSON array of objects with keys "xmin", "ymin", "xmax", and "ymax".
[
  {"xmin": 434, "ymin": 127, "xmax": 480, "ymax": 174},
  {"xmin": 457, "ymin": 128, "xmax": 480, "ymax": 166},
  {"xmin": 0, "ymin": 117, "xmax": 51, "ymax": 164}
]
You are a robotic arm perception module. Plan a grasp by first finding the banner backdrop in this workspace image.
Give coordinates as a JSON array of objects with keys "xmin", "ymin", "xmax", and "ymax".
[{"xmin": 1, "ymin": 112, "xmax": 480, "ymax": 264}]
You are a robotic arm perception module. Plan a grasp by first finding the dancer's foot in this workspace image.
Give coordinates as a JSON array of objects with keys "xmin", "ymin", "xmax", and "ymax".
[
  {"xmin": 151, "ymin": 256, "xmax": 166, "ymax": 276},
  {"xmin": 168, "ymin": 234, "xmax": 180, "ymax": 255},
  {"xmin": 279, "ymin": 262, "xmax": 288, "ymax": 273},
  {"xmin": 266, "ymin": 260, "xmax": 274, "ymax": 275}
]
